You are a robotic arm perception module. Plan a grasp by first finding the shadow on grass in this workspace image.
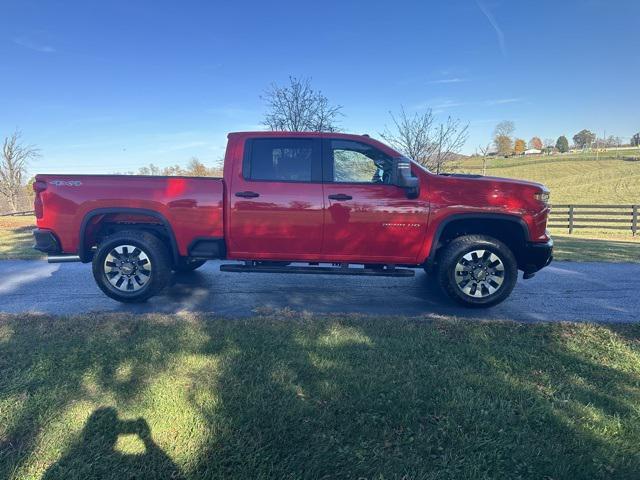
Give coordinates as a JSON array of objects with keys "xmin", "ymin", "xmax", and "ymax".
[
  {"xmin": 43, "ymin": 407, "xmax": 183, "ymax": 480},
  {"xmin": 1, "ymin": 314, "xmax": 640, "ymax": 479},
  {"xmin": 553, "ymin": 235, "xmax": 640, "ymax": 262}
]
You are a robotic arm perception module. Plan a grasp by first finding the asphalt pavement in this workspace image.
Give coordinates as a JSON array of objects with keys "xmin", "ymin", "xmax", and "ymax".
[{"xmin": 0, "ymin": 260, "xmax": 637, "ymax": 322}]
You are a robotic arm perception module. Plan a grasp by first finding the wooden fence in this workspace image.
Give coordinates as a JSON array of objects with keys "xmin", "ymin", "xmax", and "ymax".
[
  {"xmin": 549, "ymin": 204, "xmax": 638, "ymax": 236},
  {"xmin": 0, "ymin": 210, "xmax": 35, "ymax": 217}
]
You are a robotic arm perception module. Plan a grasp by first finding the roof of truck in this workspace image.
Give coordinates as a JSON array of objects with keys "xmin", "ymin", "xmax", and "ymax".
[{"xmin": 227, "ymin": 131, "xmax": 401, "ymax": 157}]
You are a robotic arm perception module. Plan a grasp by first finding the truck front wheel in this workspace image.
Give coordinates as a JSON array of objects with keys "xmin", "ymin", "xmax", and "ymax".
[
  {"xmin": 92, "ymin": 230, "xmax": 171, "ymax": 303},
  {"xmin": 437, "ymin": 234, "xmax": 517, "ymax": 308}
]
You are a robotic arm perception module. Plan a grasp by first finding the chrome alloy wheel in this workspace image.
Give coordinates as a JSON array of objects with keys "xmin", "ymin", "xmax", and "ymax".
[
  {"xmin": 104, "ymin": 244, "xmax": 152, "ymax": 292},
  {"xmin": 454, "ymin": 249, "xmax": 505, "ymax": 298}
]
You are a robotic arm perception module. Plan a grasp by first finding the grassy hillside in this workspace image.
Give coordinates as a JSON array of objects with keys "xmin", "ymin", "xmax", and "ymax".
[{"xmin": 451, "ymin": 149, "xmax": 640, "ymax": 204}]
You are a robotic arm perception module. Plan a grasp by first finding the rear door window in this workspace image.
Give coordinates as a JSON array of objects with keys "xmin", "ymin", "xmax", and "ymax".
[{"xmin": 244, "ymin": 138, "xmax": 321, "ymax": 182}]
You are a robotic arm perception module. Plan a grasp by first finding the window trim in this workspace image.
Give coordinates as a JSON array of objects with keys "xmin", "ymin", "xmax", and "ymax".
[
  {"xmin": 322, "ymin": 138, "xmax": 397, "ymax": 186},
  {"xmin": 242, "ymin": 137, "xmax": 323, "ymax": 183}
]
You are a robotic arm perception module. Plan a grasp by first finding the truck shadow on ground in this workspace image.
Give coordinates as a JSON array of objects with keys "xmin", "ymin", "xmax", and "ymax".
[
  {"xmin": 1, "ymin": 313, "xmax": 639, "ymax": 478},
  {"xmin": 150, "ymin": 266, "xmax": 494, "ymax": 319}
]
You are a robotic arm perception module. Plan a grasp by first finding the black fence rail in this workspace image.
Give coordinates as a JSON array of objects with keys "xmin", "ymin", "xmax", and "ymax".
[
  {"xmin": 0, "ymin": 210, "xmax": 35, "ymax": 217},
  {"xmin": 549, "ymin": 204, "xmax": 639, "ymax": 235}
]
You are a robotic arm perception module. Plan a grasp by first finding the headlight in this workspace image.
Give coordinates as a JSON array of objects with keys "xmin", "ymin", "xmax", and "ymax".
[{"xmin": 534, "ymin": 192, "xmax": 550, "ymax": 204}]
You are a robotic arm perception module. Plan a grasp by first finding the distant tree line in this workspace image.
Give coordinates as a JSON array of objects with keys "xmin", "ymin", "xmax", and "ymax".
[
  {"xmin": 489, "ymin": 122, "xmax": 638, "ymax": 157},
  {"xmin": 137, "ymin": 157, "xmax": 222, "ymax": 177}
]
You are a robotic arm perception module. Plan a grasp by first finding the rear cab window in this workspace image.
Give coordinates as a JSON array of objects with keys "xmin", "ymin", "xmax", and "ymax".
[{"xmin": 243, "ymin": 138, "xmax": 322, "ymax": 182}]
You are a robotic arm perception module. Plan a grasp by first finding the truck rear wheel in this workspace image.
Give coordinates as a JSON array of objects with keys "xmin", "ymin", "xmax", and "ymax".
[
  {"xmin": 92, "ymin": 230, "xmax": 171, "ymax": 303},
  {"xmin": 437, "ymin": 234, "xmax": 517, "ymax": 308}
]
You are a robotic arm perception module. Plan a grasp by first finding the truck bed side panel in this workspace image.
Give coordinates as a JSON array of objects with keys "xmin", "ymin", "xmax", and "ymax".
[{"xmin": 35, "ymin": 175, "xmax": 224, "ymax": 256}]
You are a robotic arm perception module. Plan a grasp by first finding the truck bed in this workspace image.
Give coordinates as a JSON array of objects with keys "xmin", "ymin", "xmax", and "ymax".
[{"xmin": 34, "ymin": 174, "xmax": 224, "ymax": 257}]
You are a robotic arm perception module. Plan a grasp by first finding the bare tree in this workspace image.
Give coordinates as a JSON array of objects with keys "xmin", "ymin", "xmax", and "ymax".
[
  {"xmin": 478, "ymin": 143, "xmax": 492, "ymax": 175},
  {"xmin": 432, "ymin": 118, "xmax": 469, "ymax": 174},
  {"xmin": 380, "ymin": 107, "xmax": 468, "ymax": 173},
  {"xmin": 1, "ymin": 131, "xmax": 40, "ymax": 212},
  {"xmin": 262, "ymin": 76, "xmax": 342, "ymax": 132},
  {"xmin": 494, "ymin": 121, "xmax": 515, "ymax": 138}
]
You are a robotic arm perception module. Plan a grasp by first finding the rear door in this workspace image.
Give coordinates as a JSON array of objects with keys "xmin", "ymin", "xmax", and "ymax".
[
  {"xmin": 321, "ymin": 138, "xmax": 429, "ymax": 263},
  {"xmin": 226, "ymin": 137, "xmax": 324, "ymax": 260}
]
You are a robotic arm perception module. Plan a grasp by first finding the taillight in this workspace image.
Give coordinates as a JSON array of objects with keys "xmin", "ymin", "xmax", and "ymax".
[{"xmin": 33, "ymin": 180, "xmax": 47, "ymax": 219}]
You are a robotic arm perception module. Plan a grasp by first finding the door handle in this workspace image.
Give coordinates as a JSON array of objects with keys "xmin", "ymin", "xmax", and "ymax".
[
  {"xmin": 235, "ymin": 191, "xmax": 260, "ymax": 198},
  {"xmin": 328, "ymin": 194, "xmax": 353, "ymax": 201}
]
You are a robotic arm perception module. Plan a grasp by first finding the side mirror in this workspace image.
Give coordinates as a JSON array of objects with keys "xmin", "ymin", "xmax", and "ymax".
[{"xmin": 392, "ymin": 158, "xmax": 419, "ymax": 198}]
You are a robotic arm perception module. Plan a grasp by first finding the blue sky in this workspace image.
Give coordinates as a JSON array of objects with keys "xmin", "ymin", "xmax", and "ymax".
[{"xmin": 1, "ymin": 0, "xmax": 639, "ymax": 176}]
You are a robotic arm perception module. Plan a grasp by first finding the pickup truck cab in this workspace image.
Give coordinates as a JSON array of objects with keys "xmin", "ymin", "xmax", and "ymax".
[{"xmin": 33, "ymin": 131, "xmax": 553, "ymax": 307}]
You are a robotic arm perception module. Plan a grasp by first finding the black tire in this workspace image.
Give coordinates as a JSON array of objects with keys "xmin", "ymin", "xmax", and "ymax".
[
  {"xmin": 173, "ymin": 258, "xmax": 207, "ymax": 272},
  {"xmin": 92, "ymin": 230, "xmax": 172, "ymax": 303},
  {"xmin": 436, "ymin": 234, "xmax": 518, "ymax": 308}
]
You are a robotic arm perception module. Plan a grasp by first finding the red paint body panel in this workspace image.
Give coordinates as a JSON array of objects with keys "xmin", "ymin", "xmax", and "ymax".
[
  {"xmin": 35, "ymin": 175, "xmax": 223, "ymax": 256},
  {"xmin": 35, "ymin": 131, "xmax": 550, "ymax": 266}
]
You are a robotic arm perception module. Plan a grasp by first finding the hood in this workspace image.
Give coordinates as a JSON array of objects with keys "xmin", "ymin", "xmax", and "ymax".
[{"xmin": 438, "ymin": 173, "xmax": 547, "ymax": 191}]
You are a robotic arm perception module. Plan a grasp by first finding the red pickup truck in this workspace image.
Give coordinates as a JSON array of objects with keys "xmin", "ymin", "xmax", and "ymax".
[{"xmin": 33, "ymin": 131, "xmax": 552, "ymax": 307}]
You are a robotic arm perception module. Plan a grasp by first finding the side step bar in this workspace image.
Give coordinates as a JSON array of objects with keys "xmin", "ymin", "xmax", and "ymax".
[
  {"xmin": 48, "ymin": 255, "xmax": 81, "ymax": 263},
  {"xmin": 220, "ymin": 263, "xmax": 415, "ymax": 277}
]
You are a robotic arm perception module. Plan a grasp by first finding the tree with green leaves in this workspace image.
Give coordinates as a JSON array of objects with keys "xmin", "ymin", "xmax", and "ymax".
[
  {"xmin": 632, "ymin": 132, "xmax": 640, "ymax": 147},
  {"xmin": 556, "ymin": 135, "xmax": 569, "ymax": 153},
  {"xmin": 573, "ymin": 129, "xmax": 596, "ymax": 149}
]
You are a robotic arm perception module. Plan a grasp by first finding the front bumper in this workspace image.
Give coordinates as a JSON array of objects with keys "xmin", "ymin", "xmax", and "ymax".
[
  {"xmin": 33, "ymin": 228, "xmax": 61, "ymax": 254},
  {"xmin": 521, "ymin": 238, "xmax": 553, "ymax": 275}
]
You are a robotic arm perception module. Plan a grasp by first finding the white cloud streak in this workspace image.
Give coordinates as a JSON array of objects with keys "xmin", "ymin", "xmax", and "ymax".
[
  {"xmin": 476, "ymin": 0, "xmax": 506, "ymax": 57},
  {"xmin": 426, "ymin": 78, "xmax": 469, "ymax": 84},
  {"xmin": 12, "ymin": 37, "xmax": 56, "ymax": 53}
]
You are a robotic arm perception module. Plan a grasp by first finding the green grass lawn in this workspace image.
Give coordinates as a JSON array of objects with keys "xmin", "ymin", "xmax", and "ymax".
[
  {"xmin": 1, "ymin": 313, "xmax": 640, "ymax": 479},
  {"xmin": 550, "ymin": 232, "xmax": 640, "ymax": 262},
  {"xmin": 0, "ymin": 216, "xmax": 42, "ymax": 260}
]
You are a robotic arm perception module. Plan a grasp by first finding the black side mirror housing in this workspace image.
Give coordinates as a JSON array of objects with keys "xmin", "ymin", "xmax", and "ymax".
[{"xmin": 392, "ymin": 158, "xmax": 419, "ymax": 198}]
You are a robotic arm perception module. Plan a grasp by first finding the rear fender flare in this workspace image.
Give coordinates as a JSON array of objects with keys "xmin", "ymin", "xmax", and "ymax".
[{"xmin": 78, "ymin": 208, "xmax": 179, "ymax": 263}]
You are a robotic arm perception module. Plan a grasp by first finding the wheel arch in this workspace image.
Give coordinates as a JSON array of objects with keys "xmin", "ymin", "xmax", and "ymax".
[
  {"xmin": 78, "ymin": 208, "xmax": 179, "ymax": 263},
  {"xmin": 426, "ymin": 213, "xmax": 531, "ymax": 269}
]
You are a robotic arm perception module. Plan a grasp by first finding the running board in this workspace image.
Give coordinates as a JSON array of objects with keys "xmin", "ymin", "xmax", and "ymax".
[{"xmin": 220, "ymin": 263, "xmax": 415, "ymax": 277}]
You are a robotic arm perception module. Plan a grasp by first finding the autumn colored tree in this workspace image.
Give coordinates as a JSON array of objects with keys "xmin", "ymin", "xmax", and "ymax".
[
  {"xmin": 556, "ymin": 136, "xmax": 569, "ymax": 153},
  {"xmin": 493, "ymin": 121, "xmax": 515, "ymax": 156},
  {"xmin": 528, "ymin": 137, "xmax": 543, "ymax": 150},
  {"xmin": 514, "ymin": 138, "xmax": 526, "ymax": 155}
]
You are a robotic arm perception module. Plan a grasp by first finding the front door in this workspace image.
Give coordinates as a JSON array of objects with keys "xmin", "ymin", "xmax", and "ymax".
[
  {"xmin": 321, "ymin": 138, "xmax": 429, "ymax": 264},
  {"xmin": 227, "ymin": 136, "xmax": 324, "ymax": 260}
]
